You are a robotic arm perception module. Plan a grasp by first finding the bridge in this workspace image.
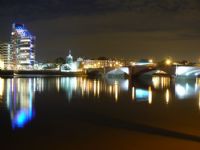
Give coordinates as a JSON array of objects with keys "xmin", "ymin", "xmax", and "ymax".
[
  {"xmin": 130, "ymin": 65, "xmax": 176, "ymax": 78},
  {"xmin": 105, "ymin": 65, "xmax": 200, "ymax": 78},
  {"xmin": 175, "ymin": 66, "xmax": 200, "ymax": 76}
]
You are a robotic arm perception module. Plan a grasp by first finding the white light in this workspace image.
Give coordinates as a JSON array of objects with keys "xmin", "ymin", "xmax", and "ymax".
[
  {"xmin": 20, "ymin": 47, "xmax": 30, "ymax": 50},
  {"xmin": 149, "ymin": 59, "xmax": 153, "ymax": 63},
  {"xmin": 148, "ymin": 86, "xmax": 152, "ymax": 104},
  {"xmin": 119, "ymin": 67, "xmax": 129, "ymax": 74},
  {"xmin": 176, "ymin": 66, "xmax": 190, "ymax": 75},
  {"xmin": 132, "ymin": 87, "xmax": 135, "ymax": 100},
  {"xmin": 120, "ymin": 80, "xmax": 129, "ymax": 91},
  {"xmin": 0, "ymin": 78, "xmax": 4, "ymax": 97},
  {"xmin": 20, "ymin": 39, "xmax": 31, "ymax": 42},
  {"xmin": 175, "ymin": 84, "xmax": 186, "ymax": 98},
  {"xmin": 166, "ymin": 89, "xmax": 170, "ymax": 104}
]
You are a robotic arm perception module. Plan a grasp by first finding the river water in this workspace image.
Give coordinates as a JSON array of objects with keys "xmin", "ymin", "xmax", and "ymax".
[{"xmin": 1, "ymin": 76, "xmax": 200, "ymax": 149}]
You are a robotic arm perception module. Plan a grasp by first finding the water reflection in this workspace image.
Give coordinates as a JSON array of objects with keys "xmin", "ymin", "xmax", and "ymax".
[
  {"xmin": 3, "ymin": 78, "xmax": 36, "ymax": 129},
  {"xmin": 1, "ymin": 76, "xmax": 200, "ymax": 129},
  {"xmin": 198, "ymin": 91, "xmax": 200, "ymax": 110},
  {"xmin": 133, "ymin": 76, "xmax": 200, "ymax": 104},
  {"xmin": 59, "ymin": 78, "xmax": 129, "ymax": 102},
  {"xmin": 0, "ymin": 78, "xmax": 4, "ymax": 103},
  {"xmin": 175, "ymin": 78, "xmax": 200, "ymax": 100},
  {"xmin": 165, "ymin": 89, "xmax": 170, "ymax": 104},
  {"xmin": 60, "ymin": 77, "xmax": 77, "ymax": 101},
  {"xmin": 148, "ymin": 86, "xmax": 152, "ymax": 104},
  {"xmin": 131, "ymin": 86, "xmax": 153, "ymax": 103},
  {"xmin": 152, "ymin": 76, "xmax": 171, "ymax": 89}
]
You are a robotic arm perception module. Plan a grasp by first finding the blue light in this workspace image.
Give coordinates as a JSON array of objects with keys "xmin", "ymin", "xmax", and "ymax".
[
  {"xmin": 12, "ymin": 109, "xmax": 35, "ymax": 129},
  {"xmin": 15, "ymin": 26, "xmax": 31, "ymax": 38},
  {"xmin": 136, "ymin": 89, "xmax": 149, "ymax": 101},
  {"xmin": 16, "ymin": 111, "xmax": 27, "ymax": 127}
]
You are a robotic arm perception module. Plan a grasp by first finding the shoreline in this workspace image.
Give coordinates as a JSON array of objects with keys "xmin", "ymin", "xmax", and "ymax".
[{"xmin": 0, "ymin": 70, "xmax": 87, "ymax": 78}]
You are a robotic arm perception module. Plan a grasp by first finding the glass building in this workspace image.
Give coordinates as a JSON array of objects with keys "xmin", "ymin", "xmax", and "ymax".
[
  {"xmin": 0, "ymin": 43, "xmax": 12, "ymax": 69},
  {"xmin": 11, "ymin": 23, "xmax": 36, "ymax": 70}
]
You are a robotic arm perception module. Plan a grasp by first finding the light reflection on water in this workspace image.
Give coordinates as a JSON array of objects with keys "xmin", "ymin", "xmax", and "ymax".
[
  {"xmin": 152, "ymin": 76, "xmax": 171, "ymax": 89},
  {"xmin": 175, "ymin": 78, "xmax": 200, "ymax": 100},
  {"xmin": 4, "ymin": 78, "xmax": 35, "ymax": 129},
  {"xmin": 0, "ymin": 76, "xmax": 200, "ymax": 129}
]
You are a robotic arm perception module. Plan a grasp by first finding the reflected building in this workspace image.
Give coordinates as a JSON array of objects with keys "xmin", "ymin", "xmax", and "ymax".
[
  {"xmin": 2, "ymin": 76, "xmax": 200, "ymax": 129},
  {"xmin": 0, "ymin": 78, "xmax": 39, "ymax": 129},
  {"xmin": 59, "ymin": 77, "xmax": 130, "ymax": 102},
  {"xmin": 6, "ymin": 78, "xmax": 35, "ymax": 129},
  {"xmin": 1, "ymin": 76, "xmax": 200, "ymax": 130},
  {"xmin": 60, "ymin": 77, "xmax": 77, "ymax": 101},
  {"xmin": 58, "ymin": 76, "xmax": 200, "ymax": 104},
  {"xmin": 60, "ymin": 77, "xmax": 103, "ymax": 101}
]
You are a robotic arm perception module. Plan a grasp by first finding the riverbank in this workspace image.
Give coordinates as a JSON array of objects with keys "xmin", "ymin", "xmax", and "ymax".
[{"xmin": 0, "ymin": 70, "xmax": 86, "ymax": 77}]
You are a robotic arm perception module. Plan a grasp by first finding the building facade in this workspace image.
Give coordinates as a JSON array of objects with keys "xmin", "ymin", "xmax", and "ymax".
[
  {"xmin": 83, "ymin": 59, "xmax": 125, "ymax": 69},
  {"xmin": 0, "ymin": 43, "xmax": 12, "ymax": 69},
  {"xmin": 11, "ymin": 23, "xmax": 36, "ymax": 70}
]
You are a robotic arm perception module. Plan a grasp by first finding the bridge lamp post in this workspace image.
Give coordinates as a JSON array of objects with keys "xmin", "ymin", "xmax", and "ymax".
[
  {"xmin": 165, "ymin": 59, "xmax": 172, "ymax": 66},
  {"xmin": 149, "ymin": 59, "xmax": 153, "ymax": 63}
]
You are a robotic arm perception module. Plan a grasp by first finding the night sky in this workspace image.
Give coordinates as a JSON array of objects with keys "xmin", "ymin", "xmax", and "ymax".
[{"xmin": 1, "ymin": 0, "xmax": 200, "ymax": 61}]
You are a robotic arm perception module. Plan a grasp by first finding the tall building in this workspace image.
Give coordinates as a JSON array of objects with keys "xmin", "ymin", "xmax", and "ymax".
[
  {"xmin": 11, "ymin": 23, "xmax": 36, "ymax": 70},
  {"xmin": 0, "ymin": 43, "xmax": 12, "ymax": 69}
]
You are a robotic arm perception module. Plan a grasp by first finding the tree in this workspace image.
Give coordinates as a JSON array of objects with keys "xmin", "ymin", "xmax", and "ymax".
[
  {"xmin": 54, "ymin": 57, "xmax": 65, "ymax": 64},
  {"xmin": 97, "ymin": 56, "xmax": 108, "ymax": 60}
]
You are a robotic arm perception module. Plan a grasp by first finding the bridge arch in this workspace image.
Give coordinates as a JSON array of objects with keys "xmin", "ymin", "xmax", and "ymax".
[
  {"xmin": 176, "ymin": 66, "xmax": 200, "ymax": 77},
  {"xmin": 131, "ymin": 66, "xmax": 175, "ymax": 78},
  {"xmin": 106, "ymin": 67, "xmax": 130, "ymax": 78}
]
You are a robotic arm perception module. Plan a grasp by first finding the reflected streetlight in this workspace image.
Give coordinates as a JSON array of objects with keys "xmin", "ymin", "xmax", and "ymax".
[
  {"xmin": 114, "ymin": 81, "xmax": 118, "ymax": 102},
  {"xmin": 132, "ymin": 87, "xmax": 135, "ymax": 101},
  {"xmin": 148, "ymin": 86, "xmax": 152, "ymax": 104},
  {"xmin": 166, "ymin": 89, "xmax": 170, "ymax": 104}
]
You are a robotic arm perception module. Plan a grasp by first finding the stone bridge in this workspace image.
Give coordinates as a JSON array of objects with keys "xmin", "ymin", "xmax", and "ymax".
[
  {"xmin": 131, "ymin": 65, "xmax": 200, "ymax": 78},
  {"xmin": 130, "ymin": 65, "xmax": 176, "ymax": 78},
  {"xmin": 175, "ymin": 66, "xmax": 200, "ymax": 76},
  {"xmin": 86, "ymin": 65, "xmax": 200, "ymax": 78}
]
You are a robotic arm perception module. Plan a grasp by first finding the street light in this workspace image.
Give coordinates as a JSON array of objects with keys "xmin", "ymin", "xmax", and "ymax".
[
  {"xmin": 149, "ymin": 59, "xmax": 153, "ymax": 63},
  {"xmin": 165, "ymin": 58, "xmax": 172, "ymax": 66}
]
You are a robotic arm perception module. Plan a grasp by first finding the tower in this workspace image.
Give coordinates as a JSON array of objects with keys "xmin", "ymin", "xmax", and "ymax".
[
  {"xmin": 66, "ymin": 50, "xmax": 73, "ymax": 65},
  {"xmin": 11, "ymin": 23, "xmax": 36, "ymax": 70}
]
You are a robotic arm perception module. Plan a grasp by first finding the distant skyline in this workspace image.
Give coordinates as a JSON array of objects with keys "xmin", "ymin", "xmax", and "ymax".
[{"xmin": 1, "ymin": 0, "xmax": 200, "ymax": 61}]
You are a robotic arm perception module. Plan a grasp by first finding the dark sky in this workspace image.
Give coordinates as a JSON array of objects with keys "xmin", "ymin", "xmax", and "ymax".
[{"xmin": 1, "ymin": 0, "xmax": 200, "ymax": 61}]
